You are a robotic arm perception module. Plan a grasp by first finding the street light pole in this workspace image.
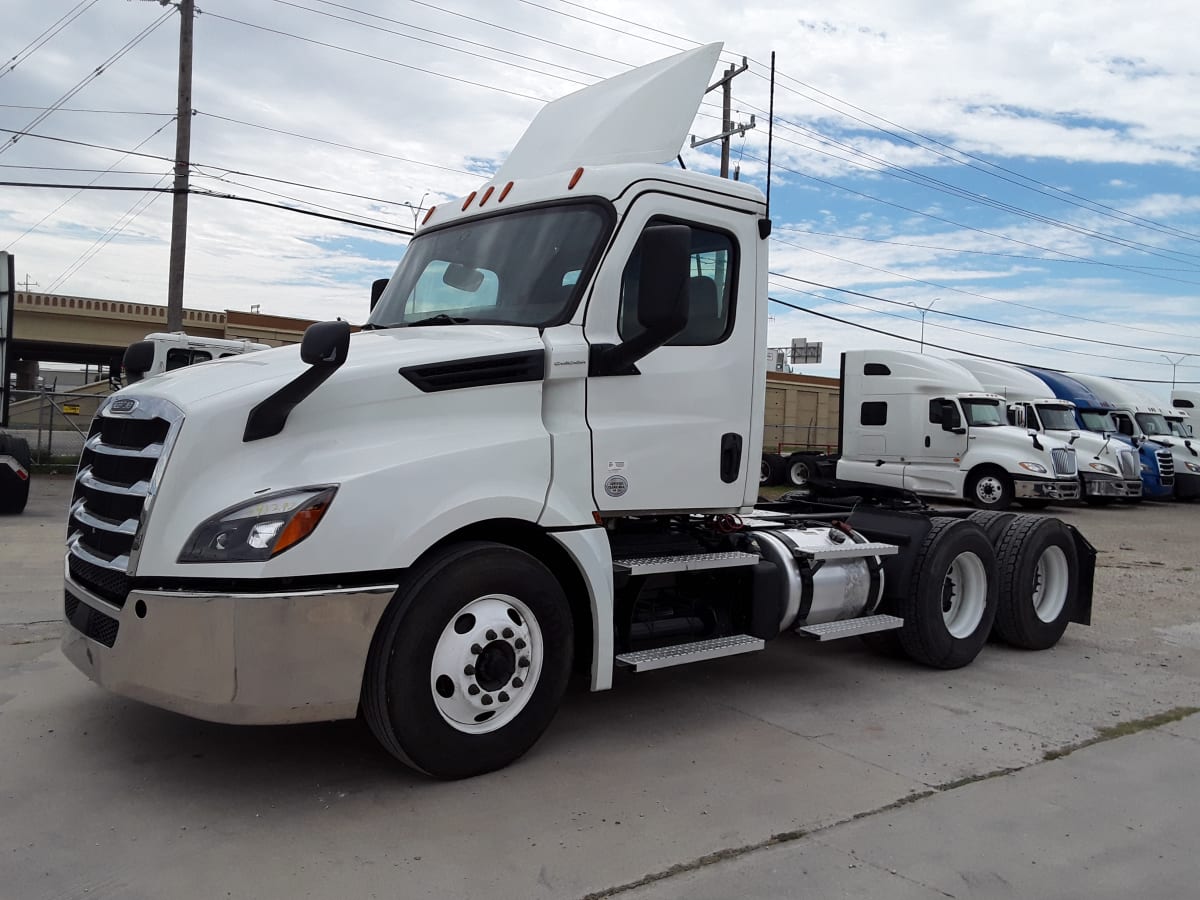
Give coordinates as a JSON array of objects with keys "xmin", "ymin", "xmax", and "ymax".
[
  {"xmin": 908, "ymin": 298, "xmax": 938, "ymax": 353},
  {"xmin": 405, "ymin": 191, "xmax": 430, "ymax": 232},
  {"xmin": 1161, "ymin": 353, "xmax": 1194, "ymax": 391}
]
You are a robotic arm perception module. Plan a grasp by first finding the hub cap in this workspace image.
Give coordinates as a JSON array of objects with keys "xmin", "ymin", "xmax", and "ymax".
[
  {"xmin": 975, "ymin": 476, "xmax": 1004, "ymax": 504},
  {"xmin": 1032, "ymin": 545, "xmax": 1069, "ymax": 623},
  {"xmin": 941, "ymin": 551, "xmax": 988, "ymax": 638},
  {"xmin": 430, "ymin": 594, "xmax": 543, "ymax": 734}
]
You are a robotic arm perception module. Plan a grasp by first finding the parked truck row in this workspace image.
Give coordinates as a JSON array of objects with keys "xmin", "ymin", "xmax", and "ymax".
[{"xmin": 59, "ymin": 45, "xmax": 1101, "ymax": 778}]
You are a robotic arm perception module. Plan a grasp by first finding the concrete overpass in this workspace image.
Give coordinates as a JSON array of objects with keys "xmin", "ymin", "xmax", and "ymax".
[{"xmin": 8, "ymin": 291, "xmax": 317, "ymax": 387}]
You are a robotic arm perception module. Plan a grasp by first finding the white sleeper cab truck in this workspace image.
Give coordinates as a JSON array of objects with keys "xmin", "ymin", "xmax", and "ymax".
[
  {"xmin": 1170, "ymin": 391, "xmax": 1198, "ymax": 435},
  {"xmin": 1068, "ymin": 373, "xmax": 1200, "ymax": 501},
  {"xmin": 61, "ymin": 45, "xmax": 1096, "ymax": 778},
  {"xmin": 122, "ymin": 332, "xmax": 270, "ymax": 383},
  {"xmin": 953, "ymin": 357, "xmax": 1141, "ymax": 504},
  {"xmin": 0, "ymin": 251, "xmax": 31, "ymax": 514},
  {"xmin": 834, "ymin": 351, "xmax": 1081, "ymax": 510}
]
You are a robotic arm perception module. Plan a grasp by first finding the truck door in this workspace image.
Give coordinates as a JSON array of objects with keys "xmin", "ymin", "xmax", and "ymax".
[
  {"xmin": 583, "ymin": 197, "xmax": 757, "ymax": 512},
  {"xmin": 924, "ymin": 397, "xmax": 968, "ymax": 460}
]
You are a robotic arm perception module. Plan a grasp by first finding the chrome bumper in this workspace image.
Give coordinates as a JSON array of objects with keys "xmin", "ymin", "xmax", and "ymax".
[
  {"xmin": 1083, "ymin": 476, "xmax": 1142, "ymax": 498},
  {"xmin": 1014, "ymin": 479, "xmax": 1080, "ymax": 501},
  {"xmin": 61, "ymin": 566, "xmax": 396, "ymax": 725}
]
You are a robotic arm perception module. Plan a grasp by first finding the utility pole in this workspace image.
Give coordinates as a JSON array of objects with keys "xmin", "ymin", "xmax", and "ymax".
[
  {"xmin": 689, "ymin": 58, "xmax": 755, "ymax": 179},
  {"xmin": 1161, "ymin": 353, "xmax": 1193, "ymax": 391},
  {"xmin": 166, "ymin": 0, "xmax": 194, "ymax": 333},
  {"xmin": 17, "ymin": 274, "xmax": 37, "ymax": 292},
  {"xmin": 908, "ymin": 298, "xmax": 938, "ymax": 353}
]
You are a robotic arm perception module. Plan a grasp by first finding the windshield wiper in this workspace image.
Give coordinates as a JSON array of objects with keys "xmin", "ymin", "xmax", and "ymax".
[{"xmin": 405, "ymin": 314, "xmax": 471, "ymax": 327}]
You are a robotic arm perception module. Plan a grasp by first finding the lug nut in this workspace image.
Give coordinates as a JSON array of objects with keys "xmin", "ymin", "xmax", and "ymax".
[
  {"xmin": 502, "ymin": 627, "xmax": 514, "ymax": 639},
  {"xmin": 514, "ymin": 638, "xmax": 526, "ymax": 650},
  {"xmin": 481, "ymin": 694, "xmax": 494, "ymax": 706},
  {"xmin": 518, "ymin": 657, "xmax": 530, "ymax": 668},
  {"xmin": 468, "ymin": 684, "xmax": 480, "ymax": 696},
  {"xmin": 498, "ymin": 692, "xmax": 510, "ymax": 703},
  {"xmin": 486, "ymin": 629, "xmax": 497, "ymax": 641},
  {"xmin": 470, "ymin": 643, "xmax": 483, "ymax": 655},
  {"xmin": 464, "ymin": 664, "xmax": 475, "ymax": 676},
  {"xmin": 512, "ymin": 677, "xmax": 524, "ymax": 688}
]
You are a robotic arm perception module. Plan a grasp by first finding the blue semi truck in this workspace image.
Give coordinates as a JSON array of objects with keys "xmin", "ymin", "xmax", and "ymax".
[{"xmin": 1024, "ymin": 367, "xmax": 1174, "ymax": 500}]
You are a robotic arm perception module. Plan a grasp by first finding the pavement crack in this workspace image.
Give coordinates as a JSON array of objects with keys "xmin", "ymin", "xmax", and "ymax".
[{"xmin": 1041, "ymin": 706, "xmax": 1199, "ymax": 761}]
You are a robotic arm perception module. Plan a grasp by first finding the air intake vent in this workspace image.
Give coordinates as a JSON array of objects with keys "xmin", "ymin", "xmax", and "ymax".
[{"xmin": 400, "ymin": 350, "xmax": 545, "ymax": 393}]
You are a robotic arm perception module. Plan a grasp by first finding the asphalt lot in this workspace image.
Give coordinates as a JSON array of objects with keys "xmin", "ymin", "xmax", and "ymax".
[{"xmin": 2, "ymin": 476, "xmax": 1198, "ymax": 899}]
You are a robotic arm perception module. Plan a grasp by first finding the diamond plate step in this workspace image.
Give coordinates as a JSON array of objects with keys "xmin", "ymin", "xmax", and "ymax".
[
  {"xmin": 612, "ymin": 551, "xmax": 760, "ymax": 576},
  {"xmin": 795, "ymin": 542, "xmax": 899, "ymax": 561},
  {"xmin": 796, "ymin": 614, "xmax": 904, "ymax": 641},
  {"xmin": 615, "ymin": 634, "xmax": 764, "ymax": 672}
]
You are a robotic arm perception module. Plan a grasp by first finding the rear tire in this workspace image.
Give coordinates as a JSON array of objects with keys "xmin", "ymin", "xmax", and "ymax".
[
  {"xmin": 786, "ymin": 454, "xmax": 813, "ymax": 488},
  {"xmin": 0, "ymin": 434, "xmax": 32, "ymax": 515},
  {"xmin": 991, "ymin": 515, "xmax": 1079, "ymax": 650},
  {"xmin": 760, "ymin": 453, "xmax": 786, "ymax": 487},
  {"xmin": 966, "ymin": 510, "xmax": 1017, "ymax": 543},
  {"xmin": 896, "ymin": 518, "xmax": 998, "ymax": 669},
  {"xmin": 361, "ymin": 541, "xmax": 573, "ymax": 778}
]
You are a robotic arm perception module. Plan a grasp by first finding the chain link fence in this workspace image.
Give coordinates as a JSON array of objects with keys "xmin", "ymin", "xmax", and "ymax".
[{"xmin": 5, "ymin": 387, "xmax": 111, "ymax": 462}]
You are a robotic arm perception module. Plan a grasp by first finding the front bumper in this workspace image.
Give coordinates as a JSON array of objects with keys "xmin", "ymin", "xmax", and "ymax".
[
  {"xmin": 61, "ymin": 567, "xmax": 396, "ymax": 725},
  {"xmin": 1014, "ymin": 478, "xmax": 1080, "ymax": 501},
  {"xmin": 1081, "ymin": 473, "xmax": 1142, "ymax": 498}
]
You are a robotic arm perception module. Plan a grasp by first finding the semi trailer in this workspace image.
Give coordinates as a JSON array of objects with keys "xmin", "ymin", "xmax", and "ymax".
[
  {"xmin": 61, "ymin": 44, "xmax": 1096, "ymax": 778},
  {"xmin": 1026, "ymin": 367, "xmax": 1174, "ymax": 500},
  {"xmin": 952, "ymin": 357, "xmax": 1141, "ymax": 504}
]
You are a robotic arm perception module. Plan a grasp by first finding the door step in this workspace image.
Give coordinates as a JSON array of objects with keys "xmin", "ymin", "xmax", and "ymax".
[
  {"xmin": 796, "ymin": 614, "xmax": 904, "ymax": 641},
  {"xmin": 795, "ymin": 542, "xmax": 899, "ymax": 561},
  {"xmin": 615, "ymin": 634, "xmax": 764, "ymax": 672},
  {"xmin": 612, "ymin": 551, "xmax": 760, "ymax": 576}
]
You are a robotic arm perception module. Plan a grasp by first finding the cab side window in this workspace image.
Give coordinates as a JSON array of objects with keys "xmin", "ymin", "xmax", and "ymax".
[{"xmin": 618, "ymin": 221, "xmax": 736, "ymax": 346}]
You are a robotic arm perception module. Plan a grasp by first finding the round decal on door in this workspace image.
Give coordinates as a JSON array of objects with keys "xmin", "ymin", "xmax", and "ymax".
[{"xmin": 604, "ymin": 475, "xmax": 629, "ymax": 497}]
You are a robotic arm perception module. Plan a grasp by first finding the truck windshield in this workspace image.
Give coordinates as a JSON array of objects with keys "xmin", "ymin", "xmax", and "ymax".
[
  {"xmin": 1037, "ymin": 405, "xmax": 1077, "ymax": 430},
  {"xmin": 368, "ymin": 202, "xmax": 612, "ymax": 328},
  {"xmin": 1167, "ymin": 418, "xmax": 1191, "ymax": 437},
  {"xmin": 961, "ymin": 399, "xmax": 1004, "ymax": 426},
  {"xmin": 1135, "ymin": 412, "xmax": 1170, "ymax": 436},
  {"xmin": 1078, "ymin": 410, "xmax": 1115, "ymax": 432}
]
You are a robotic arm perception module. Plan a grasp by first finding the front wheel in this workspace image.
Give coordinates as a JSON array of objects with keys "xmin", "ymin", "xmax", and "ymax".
[
  {"xmin": 361, "ymin": 541, "xmax": 573, "ymax": 778},
  {"xmin": 966, "ymin": 469, "xmax": 1014, "ymax": 510}
]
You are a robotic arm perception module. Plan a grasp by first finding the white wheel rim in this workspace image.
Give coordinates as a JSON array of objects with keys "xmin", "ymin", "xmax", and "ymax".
[
  {"xmin": 941, "ymin": 551, "xmax": 988, "ymax": 638},
  {"xmin": 429, "ymin": 594, "xmax": 543, "ymax": 735},
  {"xmin": 975, "ymin": 476, "xmax": 1004, "ymax": 504},
  {"xmin": 1032, "ymin": 545, "xmax": 1069, "ymax": 623},
  {"xmin": 760, "ymin": 460, "xmax": 770, "ymax": 484},
  {"xmin": 790, "ymin": 461, "xmax": 809, "ymax": 485}
]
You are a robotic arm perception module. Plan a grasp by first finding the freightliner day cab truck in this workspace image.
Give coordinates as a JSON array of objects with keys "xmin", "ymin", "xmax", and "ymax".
[
  {"xmin": 953, "ymin": 358, "xmax": 1141, "ymax": 504},
  {"xmin": 1066, "ymin": 373, "xmax": 1200, "ymax": 500},
  {"xmin": 0, "ymin": 251, "xmax": 32, "ymax": 514},
  {"xmin": 61, "ymin": 45, "xmax": 1096, "ymax": 778},
  {"xmin": 1027, "ymin": 367, "xmax": 1174, "ymax": 501},
  {"xmin": 829, "ymin": 351, "xmax": 1081, "ymax": 510}
]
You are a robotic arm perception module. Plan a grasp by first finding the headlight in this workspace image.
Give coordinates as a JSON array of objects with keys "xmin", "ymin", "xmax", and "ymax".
[
  {"xmin": 179, "ymin": 486, "xmax": 337, "ymax": 563},
  {"xmin": 1088, "ymin": 462, "xmax": 1118, "ymax": 475},
  {"xmin": 1186, "ymin": 462, "xmax": 1200, "ymax": 474},
  {"xmin": 1018, "ymin": 461, "xmax": 1048, "ymax": 474}
]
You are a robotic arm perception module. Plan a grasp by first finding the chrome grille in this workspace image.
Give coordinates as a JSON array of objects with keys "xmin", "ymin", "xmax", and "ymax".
[
  {"xmin": 1156, "ymin": 449, "xmax": 1175, "ymax": 485},
  {"xmin": 1051, "ymin": 447, "xmax": 1077, "ymax": 476},
  {"xmin": 67, "ymin": 397, "xmax": 183, "ymax": 603},
  {"xmin": 1117, "ymin": 449, "xmax": 1139, "ymax": 479}
]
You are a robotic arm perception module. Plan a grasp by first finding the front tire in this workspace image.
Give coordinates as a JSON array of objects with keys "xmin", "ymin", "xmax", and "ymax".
[
  {"xmin": 896, "ymin": 518, "xmax": 998, "ymax": 669},
  {"xmin": 991, "ymin": 515, "xmax": 1079, "ymax": 650},
  {"xmin": 362, "ymin": 541, "xmax": 573, "ymax": 778},
  {"xmin": 966, "ymin": 468, "xmax": 1014, "ymax": 510}
]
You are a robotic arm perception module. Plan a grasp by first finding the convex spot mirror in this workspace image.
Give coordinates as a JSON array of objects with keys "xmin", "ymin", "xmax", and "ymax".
[{"xmin": 301, "ymin": 320, "xmax": 352, "ymax": 369}]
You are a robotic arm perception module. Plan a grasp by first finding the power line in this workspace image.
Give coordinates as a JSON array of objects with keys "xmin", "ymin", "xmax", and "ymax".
[
  {"xmin": 0, "ymin": 0, "xmax": 102, "ymax": 80},
  {"xmin": 0, "ymin": 104, "xmax": 171, "ymax": 115},
  {"xmin": 0, "ymin": 6, "xmax": 176, "ymax": 156}
]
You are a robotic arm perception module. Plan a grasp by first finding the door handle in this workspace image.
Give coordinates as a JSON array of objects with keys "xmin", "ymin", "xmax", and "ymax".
[
  {"xmin": 924, "ymin": 436, "xmax": 931, "ymax": 448},
  {"xmin": 720, "ymin": 433, "xmax": 743, "ymax": 483}
]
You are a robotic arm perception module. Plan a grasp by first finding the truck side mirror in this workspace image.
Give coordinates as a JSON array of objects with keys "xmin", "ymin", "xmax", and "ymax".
[
  {"xmin": 370, "ymin": 278, "xmax": 389, "ymax": 311},
  {"xmin": 1010, "ymin": 404, "xmax": 1026, "ymax": 429},
  {"xmin": 591, "ymin": 224, "xmax": 691, "ymax": 376},
  {"xmin": 123, "ymin": 340, "xmax": 154, "ymax": 384},
  {"xmin": 300, "ymin": 320, "xmax": 352, "ymax": 369}
]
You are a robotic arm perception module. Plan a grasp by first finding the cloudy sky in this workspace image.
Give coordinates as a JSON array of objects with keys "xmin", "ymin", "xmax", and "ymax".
[{"xmin": 2, "ymin": 0, "xmax": 1199, "ymax": 398}]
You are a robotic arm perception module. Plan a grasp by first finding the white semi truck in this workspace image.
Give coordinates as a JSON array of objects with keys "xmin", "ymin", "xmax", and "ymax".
[
  {"xmin": 952, "ymin": 357, "xmax": 1141, "ymax": 504},
  {"xmin": 123, "ymin": 333, "xmax": 270, "ymax": 383},
  {"xmin": 1170, "ymin": 391, "xmax": 1198, "ymax": 436},
  {"xmin": 0, "ymin": 251, "xmax": 32, "ymax": 514},
  {"xmin": 832, "ymin": 351, "xmax": 1082, "ymax": 510},
  {"xmin": 61, "ymin": 45, "xmax": 1096, "ymax": 778},
  {"xmin": 1067, "ymin": 373, "xmax": 1200, "ymax": 500}
]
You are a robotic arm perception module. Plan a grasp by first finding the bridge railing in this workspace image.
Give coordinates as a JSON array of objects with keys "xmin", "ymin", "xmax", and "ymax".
[{"xmin": 6, "ymin": 387, "xmax": 114, "ymax": 462}]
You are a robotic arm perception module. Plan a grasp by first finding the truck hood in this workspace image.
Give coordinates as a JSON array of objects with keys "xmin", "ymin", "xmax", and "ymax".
[{"xmin": 119, "ymin": 325, "xmax": 546, "ymax": 408}]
